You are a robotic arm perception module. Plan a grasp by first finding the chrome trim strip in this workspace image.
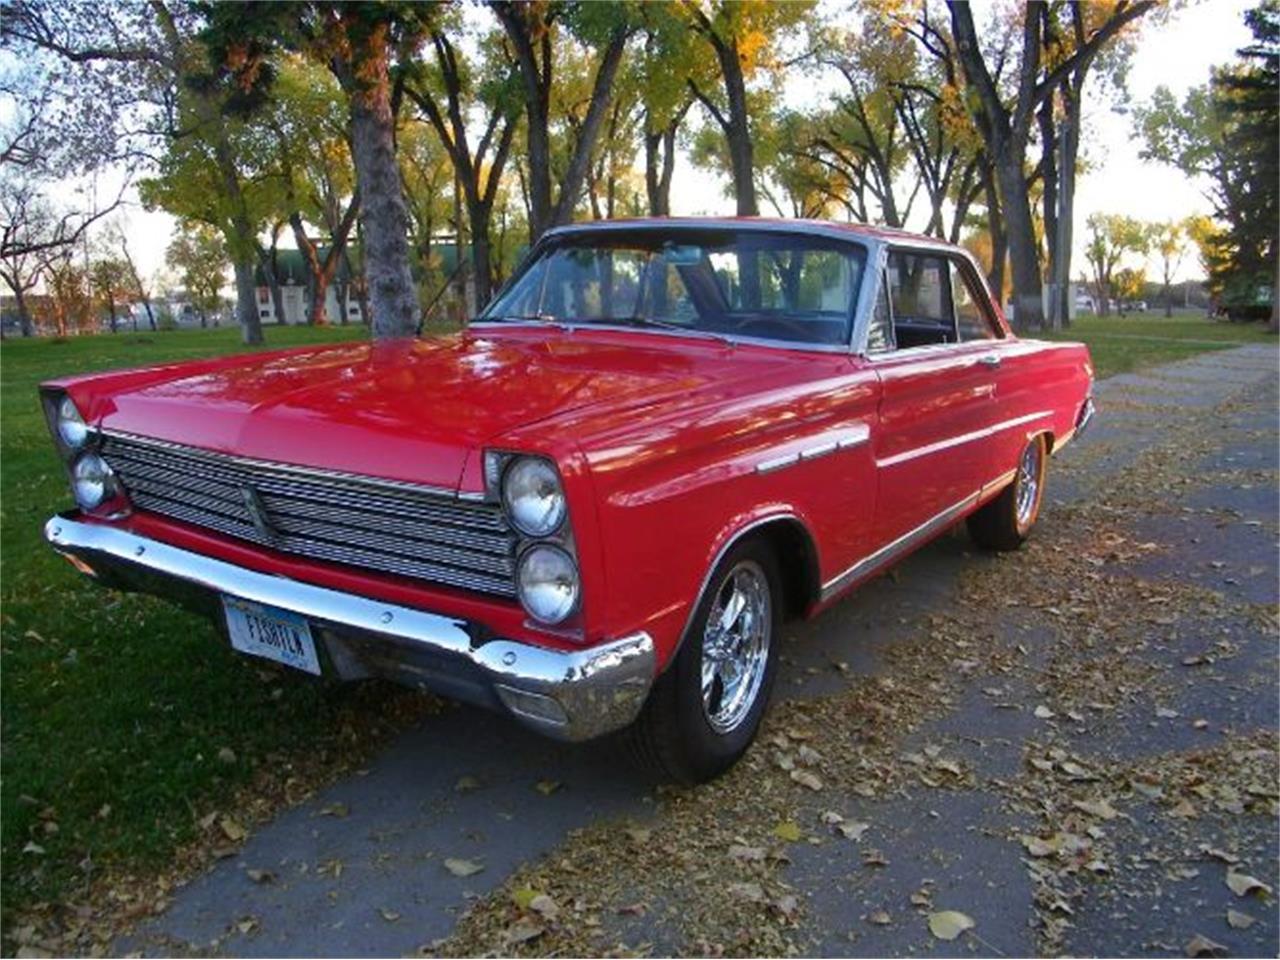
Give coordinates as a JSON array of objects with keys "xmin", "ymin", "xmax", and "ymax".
[
  {"xmin": 754, "ymin": 423, "xmax": 871, "ymax": 474},
  {"xmin": 821, "ymin": 491, "xmax": 978, "ymax": 601},
  {"xmin": 756, "ymin": 453, "xmax": 799, "ymax": 474},
  {"xmin": 43, "ymin": 515, "xmax": 653, "ymax": 742},
  {"xmin": 95, "ymin": 428, "xmax": 472, "ymax": 502},
  {"xmin": 1053, "ymin": 426, "xmax": 1076, "ymax": 452},
  {"xmin": 980, "ymin": 468, "xmax": 1018, "ymax": 499},
  {"xmin": 878, "ymin": 411, "xmax": 1051, "ymax": 468}
]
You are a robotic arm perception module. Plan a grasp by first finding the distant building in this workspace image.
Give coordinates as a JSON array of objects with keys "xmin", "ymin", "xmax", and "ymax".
[{"xmin": 254, "ymin": 249, "xmax": 365, "ymax": 325}]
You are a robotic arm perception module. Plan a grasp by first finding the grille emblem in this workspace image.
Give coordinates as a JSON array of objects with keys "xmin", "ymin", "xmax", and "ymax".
[{"xmin": 240, "ymin": 485, "xmax": 277, "ymax": 541}]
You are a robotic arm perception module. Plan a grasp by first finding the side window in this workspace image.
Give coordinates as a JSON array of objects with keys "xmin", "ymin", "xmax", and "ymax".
[
  {"xmin": 951, "ymin": 260, "xmax": 999, "ymax": 341},
  {"xmin": 884, "ymin": 251, "xmax": 954, "ymax": 349},
  {"xmin": 866, "ymin": 270, "xmax": 894, "ymax": 352}
]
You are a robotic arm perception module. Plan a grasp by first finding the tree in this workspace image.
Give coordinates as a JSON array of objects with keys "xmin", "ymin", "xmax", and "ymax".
[
  {"xmin": 679, "ymin": 0, "xmax": 814, "ymax": 218},
  {"xmin": 492, "ymin": 1, "xmax": 635, "ymax": 242},
  {"xmin": 199, "ymin": 1, "xmax": 435, "ymax": 338},
  {"xmin": 109, "ymin": 222, "xmax": 158, "ymax": 331},
  {"xmin": 41, "ymin": 248, "xmax": 94, "ymax": 337},
  {"xmin": 0, "ymin": 178, "xmax": 55, "ymax": 336},
  {"xmin": 1152, "ymin": 220, "xmax": 1190, "ymax": 317},
  {"xmin": 945, "ymin": 0, "xmax": 1157, "ymax": 329},
  {"xmin": 167, "ymin": 223, "xmax": 228, "ymax": 327},
  {"xmin": 404, "ymin": 18, "xmax": 519, "ymax": 305},
  {"xmin": 89, "ymin": 254, "xmax": 131, "ymax": 333},
  {"xmin": 1084, "ymin": 213, "xmax": 1149, "ymax": 316},
  {"xmin": 1140, "ymin": 2, "xmax": 1278, "ymax": 327}
]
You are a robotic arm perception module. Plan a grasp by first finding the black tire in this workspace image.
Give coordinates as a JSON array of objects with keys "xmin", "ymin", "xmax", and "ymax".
[
  {"xmin": 968, "ymin": 434, "xmax": 1047, "ymax": 551},
  {"xmin": 628, "ymin": 538, "xmax": 782, "ymax": 784}
]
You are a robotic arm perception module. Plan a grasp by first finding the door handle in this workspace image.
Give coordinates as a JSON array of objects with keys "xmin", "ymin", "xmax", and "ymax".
[{"xmin": 977, "ymin": 354, "xmax": 1002, "ymax": 368}]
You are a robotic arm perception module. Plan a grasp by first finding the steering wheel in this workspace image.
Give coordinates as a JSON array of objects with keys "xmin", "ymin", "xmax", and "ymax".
[{"xmin": 737, "ymin": 317, "xmax": 809, "ymax": 341}]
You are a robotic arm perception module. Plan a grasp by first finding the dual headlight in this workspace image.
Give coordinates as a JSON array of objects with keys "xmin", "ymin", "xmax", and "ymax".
[
  {"xmin": 42, "ymin": 392, "xmax": 125, "ymax": 514},
  {"xmin": 497, "ymin": 454, "xmax": 579, "ymax": 626}
]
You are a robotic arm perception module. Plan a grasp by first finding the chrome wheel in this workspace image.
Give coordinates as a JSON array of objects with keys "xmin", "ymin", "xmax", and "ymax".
[
  {"xmin": 700, "ymin": 560, "xmax": 772, "ymax": 734},
  {"xmin": 1015, "ymin": 440, "xmax": 1041, "ymax": 527}
]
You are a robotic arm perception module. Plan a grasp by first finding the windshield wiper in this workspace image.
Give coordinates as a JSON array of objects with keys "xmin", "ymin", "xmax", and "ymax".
[
  {"xmin": 599, "ymin": 316, "xmax": 733, "ymax": 346},
  {"xmin": 483, "ymin": 312, "xmax": 562, "ymax": 325}
]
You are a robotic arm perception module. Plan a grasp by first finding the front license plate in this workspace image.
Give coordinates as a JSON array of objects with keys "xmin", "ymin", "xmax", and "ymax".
[{"xmin": 222, "ymin": 596, "xmax": 321, "ymax": 676}]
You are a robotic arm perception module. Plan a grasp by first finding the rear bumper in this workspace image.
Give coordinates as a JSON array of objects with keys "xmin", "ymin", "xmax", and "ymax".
[{"xmin": 43, "ymin": 514, "xmax": 654, "ymax": 742}]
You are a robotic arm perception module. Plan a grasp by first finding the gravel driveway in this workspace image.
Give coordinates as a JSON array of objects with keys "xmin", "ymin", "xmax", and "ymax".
[{"xmin": 121, "ymin": 344, "xmax": 1279, "ymax": 958}]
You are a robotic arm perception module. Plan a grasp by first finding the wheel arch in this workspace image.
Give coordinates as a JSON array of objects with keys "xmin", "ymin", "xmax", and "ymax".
[{"xmin": 671, "ymin": 513, "xmax": 821, "ymax": 667}]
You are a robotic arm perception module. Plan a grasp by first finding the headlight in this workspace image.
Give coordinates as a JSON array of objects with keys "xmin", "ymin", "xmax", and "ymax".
[
  {"xmin": 54, "ymin": 395, "xmax": 89, "ymax": 452},
  {"xmin": 71, "ymin": 452, "xmax": 117, "ymax": 509},
  {"xmin": 502, "ymin": 457, "xmax": 566, "ymax": 537},
  {"xmin": 517, "ymin": 544, "xmax": 579, "ymax": 624}
]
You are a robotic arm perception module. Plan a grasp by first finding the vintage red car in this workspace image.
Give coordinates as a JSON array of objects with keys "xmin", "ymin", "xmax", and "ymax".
[{"xmin": 42, "ymin": 218, "xmax": 1094, "ymax": 782}]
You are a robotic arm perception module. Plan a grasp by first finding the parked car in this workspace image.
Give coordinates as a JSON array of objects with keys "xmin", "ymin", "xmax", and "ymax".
[{"xmin": 40, "ymin": 219, "xmax": 1095, "ymax": 782}]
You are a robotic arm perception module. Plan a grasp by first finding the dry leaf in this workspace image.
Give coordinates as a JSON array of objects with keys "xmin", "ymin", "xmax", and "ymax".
[
  {"xmin": 454, "ymin": 776, "xmax": 481, "ymax": 793},
  {"xmin": 1226, "ymin": 909, "xmax": 1256, "ymax": 930},
  {"xmin": 1022, "ymin": 835, "xmax": 1056, "ymax": 858},
  {"xmin": 534, "ymin": 779, "xmax": 561, "ymax": 796},
  {"xmin": 729, "ymin": 881, "xmax": 767, "ymax": 903},
  {"xmin": 219, "ymin": 816, "xmax": 247, "ymax": 842},
  {"xmin": 1072, "ymin": 798, "xmax": 1119, "ymax": 820},
  {"xmin": 317, "ymin": 802, "xmax": 349, "ymax": 818},
  {"xmin": 728, "ymin": 844, "xmax": 766, "ymax": 861},
  {"xmin": 790, "ymin": 769, "xmax": 823, "ymax": 791},
  {"xmin": 245, "ymin": 868, "xmax": 275, "ymax": 884},
  {"xmin": 528, "ymin": 894, "xmax": 558, "ymax": 920},
  {"xmin": 868, "ymin": 909, "xmax": 891, "ymax": 926},
  {"xmin": 444, "ymin": 857, "xmax": 484, "ymax": 878},
  {"xmin": 1185, "ymin": 933, "xmax": 1227, "ymax": 957},
  {"xmin": 928, "ymin": 910, "xmax": 975, "ymax": 941},
  {"xmin": 837, "ymin": 820, "xmax": 869, "ymax": 841},
  {"xmin": 379, "ymin": 908, "xmax": 401, "ymax": 923},
  {"xmin": 1225, "ymin": 871, "xmax": 1272, "ymax": 897},
  {"xmin": 502, "ymin": 921, "xmax": 544, "ymax": 945},
  {"xmin": 1034, "ymin": 705, "xmax": 1055, "ymax": 719}
]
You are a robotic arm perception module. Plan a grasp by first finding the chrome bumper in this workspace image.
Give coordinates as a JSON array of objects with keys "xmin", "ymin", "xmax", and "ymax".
[{"xmin": 43, "ymin": 515, "xmax": 655, "ymax": 742}]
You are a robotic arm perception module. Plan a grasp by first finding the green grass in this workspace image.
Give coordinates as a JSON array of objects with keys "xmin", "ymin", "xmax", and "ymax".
[
  {"xmin": 1038, "ymin": 310, "xmax": 1276, "ymax": 378},
  {"xmin": 0, "ymin": 323, "xmax": 424, "ymax": 920}
]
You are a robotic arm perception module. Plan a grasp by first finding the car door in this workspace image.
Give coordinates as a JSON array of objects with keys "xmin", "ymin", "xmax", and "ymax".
[{"xmin": 868, "ymin": 248, "xmax": 1002, "ymax": 548}]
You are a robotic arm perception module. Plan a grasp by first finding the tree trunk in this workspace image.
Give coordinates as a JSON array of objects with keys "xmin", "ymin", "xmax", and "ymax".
[
  {"xmin": 13, "ymin": 286, "xmax": 33, "ymax": 337},
  {"xmin": 981, "ymin": 162, "xmax": 1007, "ymax": 301},
  {"xmin": 719, "ymin": 40, "xmax": 758, "ymax": 217},
  {"xmin": 348, "ymin": 90, "xmax": 419, "ymax": 338},
  {"xmin": 231, "ymin": 256, "xmax": 259, "ymax": 340},
  {"xmin": 107, "ymin": 293, "xmax": 118, "ymax": 333},
  {"xmin": 257, "ymin": 246, "xmax": 286, "ymax": 326},
  {"xmin": 995, "ymin": 154, "xmax": 1043, "ymax": 330}
]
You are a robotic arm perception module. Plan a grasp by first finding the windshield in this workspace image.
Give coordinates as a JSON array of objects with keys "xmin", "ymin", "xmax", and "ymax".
[{"xmin": 482, "ymin": 229, "xmax": 867, "ymax": 347}]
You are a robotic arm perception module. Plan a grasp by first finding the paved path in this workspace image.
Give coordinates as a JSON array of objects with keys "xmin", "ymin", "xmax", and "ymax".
[{"xmin": 122, "ymin": 345, "xmax": 1279, "ymax": 958}]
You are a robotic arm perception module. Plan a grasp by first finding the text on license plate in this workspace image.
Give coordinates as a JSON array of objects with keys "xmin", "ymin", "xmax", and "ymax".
[{"xmin": 222, "ymin": 596, "xmax": 321, "ymax": 676}]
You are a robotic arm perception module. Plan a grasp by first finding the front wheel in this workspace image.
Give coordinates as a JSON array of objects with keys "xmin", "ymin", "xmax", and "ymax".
[
  {"xmin": 628, "ymin": 539, "xmax": 781, "ymax": 784},
  {"xmin": 968, "ymin": 434, "xmax": 1047, "ymax": 551}
]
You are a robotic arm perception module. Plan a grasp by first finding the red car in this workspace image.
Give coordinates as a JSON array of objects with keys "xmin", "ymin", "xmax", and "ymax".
[{"xmin": 42, "ymin": 219, "xmax": 1094, "ymax": 782}]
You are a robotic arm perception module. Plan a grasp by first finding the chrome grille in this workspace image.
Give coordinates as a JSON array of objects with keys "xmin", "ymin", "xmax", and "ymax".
[{"xmin": 99, "ymin": 432, "xmax": 517, "ymax": 597}]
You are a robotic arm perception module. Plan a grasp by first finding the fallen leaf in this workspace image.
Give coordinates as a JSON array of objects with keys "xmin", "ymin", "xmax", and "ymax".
[
  {"xmin": 235, "ymin": 916, "xmax": 260, "ymax": 936},
  {"xmin": 534, "ymin": 779, "xmax": 561, "ymax": 796},
  {"xmin": 502, "ymin": 921, "xmax": 544, "ymax": 945},
  {"xmin": 625, "ymin": 826, "xmax": 651, "ymax": 844},
  {"xmin": 868, "ymin": 909, "xmax": 892, "ymax": 925},
  {"xmin": 773, "ymin": 894, "xmax": 800, "ymax": 919},
  {"xmin": 1155, "ymin": 707, "xmax": 1179, "ymax": 719},
  {"xmin": 729, "ymin": 881, "xmax": 767, "ymax": 903},
  {"xmin": 454, "ymin": 776, "xmax": 481, "ymax": 793},
  {"xmin": 1021, "ymin": 835, "xmax": 1057, "ymax": 858},
  {"xmin": 837, "ymin": 821, "xmax": 870, "ymax": 842},
  {"xmin": 820, "ymin": 810, "xmax": 844, "ymax": 825},
  {"xmin": 1072, "ymin": 798, "xmax": 1119, "ymax": 821},
  {"xmin": 444, "ymin": 857, "xmax": 484, "ymax": 878},
  {"xmin": 790, "ymin": 769, "xmax": 823, "ymax": 791},
  {"xmin": 928, "ymin": 910, "xmax": 975, "ymax": 941},
  {"xmin": 512, "ymin": 886, "xmax": 542, "ymax": 910},
  {"xmin": 379, "ymin": 908, "xmax": 401, "ymax": 923},
  {"xmin": 773, "ymin": 821, "xmax": 803, "ymax": 842},
  {"xmin": 245, "ymin": 868, "xmax": 275, "ymax": 884},
  {"xmin": 1226, "ymin": 909, "xmax": 1256, "ymax": 930},
  {"xmin": 216, "ymin": 746, "xmax": 237, "ymax": 765},
  {"xmin": 219, "ymin": 816, "xmax": 247, "ymax": 842},
  {"xmin": 1225, "ymin": 871, "xmax": 1272, "ymax": 898},
  {"xmin": 934, "ymin": 759, "xmax": 963, "ymax": 777},
  {"xmin": 1169, "ymin": 798, "xmax": 1198, "ymax": 819},
  {"xmin": 1185, "ymin": 933, "xmax": 1227, "ymax": 957},
  {"xmin": 528, "ymin": 894, "xmax": 558, "ymax": 920},
  {"xmin": 316, "ymin": 802, "xmax": 349, "ymax": 818},
  {"xmin": 728, "ymin": 843, "xmax": 766, "ymax": 861},
  {"xmin": 1034, "ymin": 705, "xmax": 1055, "ymax": 719}
]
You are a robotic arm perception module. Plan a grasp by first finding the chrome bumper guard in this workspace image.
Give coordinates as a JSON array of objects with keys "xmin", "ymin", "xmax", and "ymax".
[
  {"xmin": 44, "ymin": 515, "xmax": 655, "ymax": 742},
  {"xmin": 1076, "ymin": 395, "xmax": 1096, "ymax": 435}
]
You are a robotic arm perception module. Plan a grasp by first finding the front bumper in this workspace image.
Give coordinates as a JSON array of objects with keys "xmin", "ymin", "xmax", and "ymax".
[{"xmin": 44, "ymin": 514, "xmax": 655, "ymax": 742}]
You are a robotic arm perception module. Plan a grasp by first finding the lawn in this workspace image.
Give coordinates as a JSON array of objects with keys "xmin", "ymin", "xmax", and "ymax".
[
  {"xmin": 1037, "ymin": 310, "xmax": 1276, "ymax": 378},
  {"xmin": 0, "ymin": 323, "xmax": 435, "ymax": 928}
]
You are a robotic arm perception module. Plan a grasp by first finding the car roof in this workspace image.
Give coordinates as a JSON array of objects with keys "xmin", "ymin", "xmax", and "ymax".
[{"xmin": 543, "ymin": 216, "xmax": 948, "ymax": 248}]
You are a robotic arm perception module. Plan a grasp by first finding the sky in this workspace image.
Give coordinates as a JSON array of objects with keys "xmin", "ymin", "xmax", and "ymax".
[{"xmin": 44, "ymin": 0, "xmax": 1257, "ymax": 291}]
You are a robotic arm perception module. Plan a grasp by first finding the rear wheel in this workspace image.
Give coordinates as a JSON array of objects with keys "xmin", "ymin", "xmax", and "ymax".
[
  {"xmin": 629, "ymin": 539, "xmax": 781, "ymax": 784},
  {"xmin": 967, "ymin": 434, "xmax": 1047, "ymax": 551}
]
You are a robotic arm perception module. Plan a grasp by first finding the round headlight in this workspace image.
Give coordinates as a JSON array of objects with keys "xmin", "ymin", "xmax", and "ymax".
[
  {"xmin": 57, "ymin": 396, "xmax": 89, "ymax": 450},
  {"xmin": 502, "ymin": 457, "xmax": 566, "ymax": 537},
  {"xmin": 72, "ymin": 452, "xmax": 115, "ymax": 509},
  {"xmin": 517, "ymin": 544, "xmax": 580, "ymax": 625}
]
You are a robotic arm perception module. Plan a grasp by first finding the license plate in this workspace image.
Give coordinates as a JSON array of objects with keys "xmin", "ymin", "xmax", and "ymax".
[{"xmin": 222, "ymin": 596, "xmax": 321, "ymax": 676}]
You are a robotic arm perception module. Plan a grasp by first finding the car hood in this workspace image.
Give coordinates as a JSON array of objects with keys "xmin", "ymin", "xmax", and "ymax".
[{"xmin": 88, "ymin": 330, "xmax": 732, "ymax": 490}]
